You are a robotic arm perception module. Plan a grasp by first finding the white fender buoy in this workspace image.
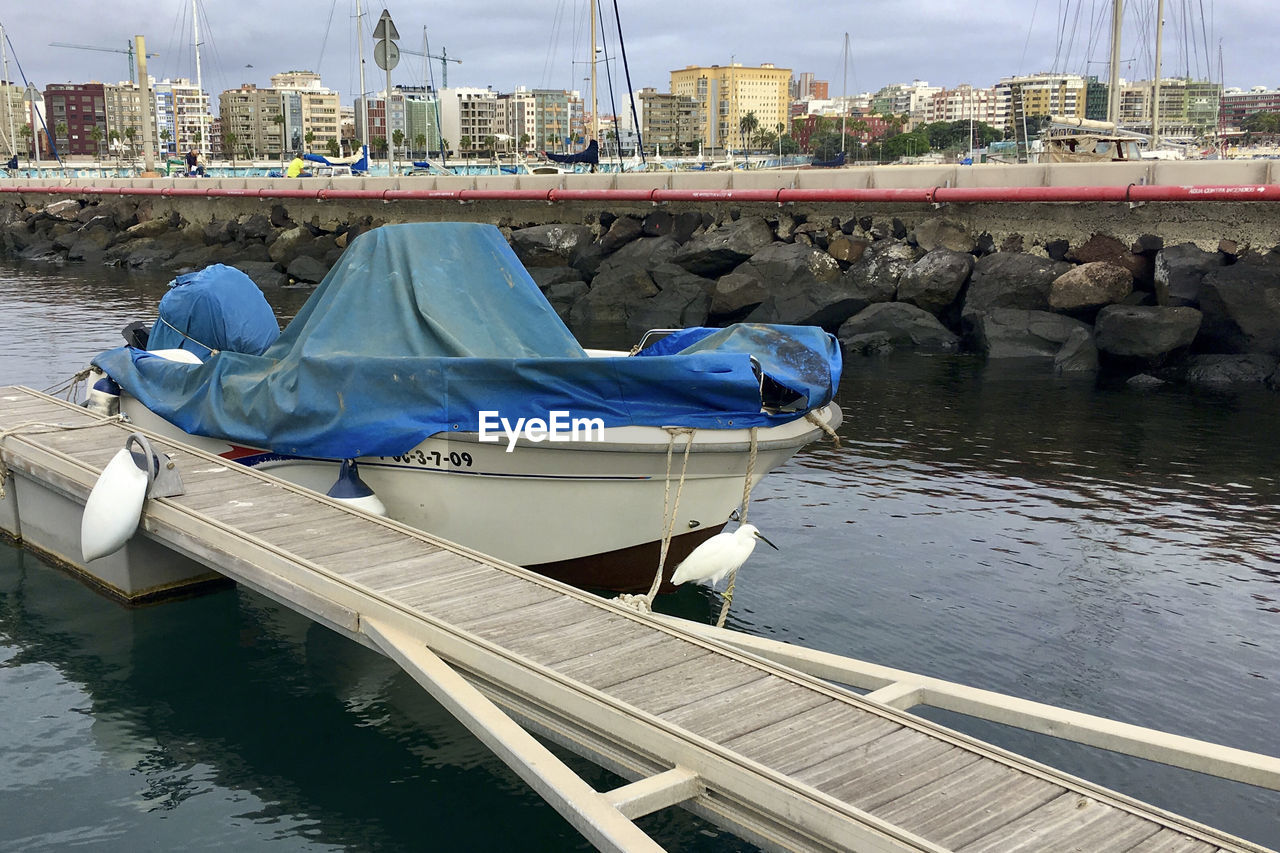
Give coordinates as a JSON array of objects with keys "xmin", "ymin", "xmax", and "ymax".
[
  {"xmin": 80, "ymin": 435, "xmax": 158, "ymax": 562},
  {"xmin": 326, "ymin": 459, "xmax": 387, "ymax": 516}
]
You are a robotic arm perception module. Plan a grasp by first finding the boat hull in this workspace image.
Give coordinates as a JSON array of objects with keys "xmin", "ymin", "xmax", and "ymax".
[{"xmin": 120, "ymin": 398, "xmax": 842, "ymax": 591}]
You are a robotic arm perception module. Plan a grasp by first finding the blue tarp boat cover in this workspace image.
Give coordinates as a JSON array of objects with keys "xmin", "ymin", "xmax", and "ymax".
[{"xmin": 94, "ymin": 222, "xmax": 841, "ymax": 459}]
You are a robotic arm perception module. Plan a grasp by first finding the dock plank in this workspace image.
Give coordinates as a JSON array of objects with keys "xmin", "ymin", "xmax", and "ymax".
[
  {"xmin": 724, "ymin": 701, "xmax": 900, "ymax": 774},
  {"xmin": 957, "ymin": 791, "xmax": 1162, "ymax": 853},
  {"xmin": 662, "ymin": 677, "xmax": 830, "ymax": 744},
  {"xmin": 605, "ymin": 658, "xmax": 768, "ymax": 716},
  {"xmin": 877, "ymin": 759, "xmax": 1062, "ymax": 848},
  {"xmin": 341, "ymin": 551, "xmax": 483, "ymax": 589},
  {"xmin": 319, "ymin": 537, "xmax": 443, "ymax": 573},
  {"xmin": 1124, "ymin": 830, "xmax": 1217, "ymax": 853},
  {"xmin": 556, "ymin": 637, "xmax": 715, "ymax": 690}
]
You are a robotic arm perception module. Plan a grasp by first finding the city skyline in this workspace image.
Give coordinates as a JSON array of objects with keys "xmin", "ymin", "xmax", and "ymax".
[{"xmin": 1, "ymin": 0, "xmax": 1274, "ymax": 109}]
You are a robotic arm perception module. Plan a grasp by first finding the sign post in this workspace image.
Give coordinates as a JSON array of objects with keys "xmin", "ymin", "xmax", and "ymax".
[{"xmin": 373, "ymin": 10, "xmax": 400, "ymax": 173}]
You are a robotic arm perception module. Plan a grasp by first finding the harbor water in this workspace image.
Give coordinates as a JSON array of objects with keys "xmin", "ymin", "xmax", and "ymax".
[{"xmin": 0, "ymin": 259, "xmax": 1277, "ymax": 851}]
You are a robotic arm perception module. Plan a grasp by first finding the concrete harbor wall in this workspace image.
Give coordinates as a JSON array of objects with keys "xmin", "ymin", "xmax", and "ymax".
[{"xmin": 3, "ymin": 160, "xmax": 1280, "ymax": 392}]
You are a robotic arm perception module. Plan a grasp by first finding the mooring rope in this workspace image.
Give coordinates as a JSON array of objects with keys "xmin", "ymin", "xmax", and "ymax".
[
  {"xmin": 0, "ymin": 416, "xmax": 125, "ymax": 499},
  {"xmin": 805, "ymin": 410, "xmax": 842, "ymax": 446},
  {"xmin": 41, "ymin": 367, "xmax": 92, "ymax": 402},
  {"xmin": 715, "ymin": 426, "xmax": 759, "ymax": 629},
  {"xmin": 614, "ymin": 426, "xmax": 696, "ymax": 614}
]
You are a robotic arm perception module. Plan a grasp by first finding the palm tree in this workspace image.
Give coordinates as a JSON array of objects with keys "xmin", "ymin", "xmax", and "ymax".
[
  {"xmin": 304, "ymin": 130, "xmax": 315, "ymax": 152},
  {"xmin": 738, "ymin": 111, "xmax": 759, "ymax": 153},
  {"xmin": 224, "ymin": 132, "xmax": 239, "ymax": 172},
  {"xmin": 54, "ymin": 122, "xmax": 68, "ymax": 152},
  {"xmin": 124, "ymin": 126, "xmax": 137, "ymax": 159},
  {"xmin": 326, "ymin": 138, "xmax": 340, "ymax": 158},
  {"xmin": 159, "ymin": 128, "xmax": 171, "ymax": 155},
  {"xmin": 459, "ymin": 135, "xmax": 471, "ymax": 164},
  {"xmin": 415, "ymin": 133, "xmax": 426, "ymax": 157},
  {"xmin": 482, "ymin": 135, "xmax": 496, "ymax": 160},
  {"xmin": 89, "ymin": 125, "xmax": 104, "ymax": 160},
  {"xmin": 519, "ymin": 133, "xmax": 531, "ymax": 152},
  {"xmin": 392, "ymin": 128, "xmax": 405, "ymax": 160}
]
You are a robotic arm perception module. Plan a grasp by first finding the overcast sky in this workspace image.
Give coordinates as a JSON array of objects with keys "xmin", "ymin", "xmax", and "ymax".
[{"xmin": 2, "ymin": 0, "xmax": 1272, "ymax": 109}]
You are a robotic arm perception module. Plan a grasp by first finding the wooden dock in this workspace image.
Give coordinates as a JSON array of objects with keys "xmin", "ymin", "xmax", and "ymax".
[{"xmin": 1, "ymin": 385, "xmax": 1274, "ymax": 853}]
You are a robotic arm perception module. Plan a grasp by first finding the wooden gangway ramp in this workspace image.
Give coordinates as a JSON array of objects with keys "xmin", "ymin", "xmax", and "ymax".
[{"xmin": 1, "ymin": 386, "xmax": 1274, "ymax": 853}]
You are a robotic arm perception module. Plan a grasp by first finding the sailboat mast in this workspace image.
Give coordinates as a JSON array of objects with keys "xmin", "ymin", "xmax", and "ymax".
[
  {"xmin": 356, "ymin": 0, "xmax": 369, "ymax": 157},
  {"xmin": 1152, "ymin": 0, "xmax": 1164, "ymax": 148},
  {"xmin": 192, "ymin": 0, "xmax": 206, "ymax": 157},
  {"xmin": 1, "ymin": 25, "xmax": 15, "ymax": 158},
  {"xmin": 1106, "ymin": 0, "xmax": 1123, "ymax": 126},
  {"xmin": 840, "ymin": 33, "xmax": 848, "ymax": 154},
  {"xmin": 589, "ymin": 0, "xmax": 598, "ymax": 143}
]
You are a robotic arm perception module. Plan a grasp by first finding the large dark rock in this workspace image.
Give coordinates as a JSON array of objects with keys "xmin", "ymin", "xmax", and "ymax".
[
  {"xmin": 234, "ymin": 261, "xmax": 289, "ymax": 290},
  {"xmin": 1067, "ymin": 233, "xmax": 1152, "ymax": 286},
  {"xmin": 235, "ymin": 213, "xmax": 273, "ymax": 242},
  {"xmin": 1094, "ymin": 305, "xmax": 1202, "ymax": 360},
  {"xmin": 826, "ymin": 235, "xmax": 868, "ymax": 264},
  {"xmin": 744, "ymin": 243, "xmax": 876, "ymax": 329},
  {"xmin": 595, "ymin": 234, "xmax": 679, "ymax": 279},
  {"xmin": 267, "ymin": 226, "xmax": 314, "ymax": 265},
  {"xmin": 897, "ymin": 249, "xmax": 972, "ymax": 316},
  {"xmin": 509, "ymin": 223, "xmax": 595, "ymax": 268},
  {"xmin": 1054, "ymin": 326, "xmax": 1099, "ymax": 373},
  {"xmin": 1185, "ymin": 353, "xmax": 1279, "ymax": 388},
  {"xmin": 42, "ymin": 199, "xmax": 81, "ymax": 222},
  {"xmin": 1153, "ymin": 243, "xmax": 1222, "ymax": 307},
  {"xmin": 66, "ymin": 228, "xmax": 112, "ymax": 263},
  {"xmin": 1049, "ymin": 262, "xmax": 1133, "ymax": 314},
  {"xmin": 965, "ymin": 252, "xmax": 1072, "ymax": 313},
  {"xmin": 641, "ymin": 210, "xmax": 673, "ymax": 238},
  {"xmin": 1197, "ymin": 265, "xmax": 1280, "ymax": 355},
  {"xmin": 169, "ymin": 244, "xmax": 228, "ymax": 272},
  {"xmin": 913, "ymin": 217, "xmax": 975, "ymax": 253},
  {"xmin": 568, "ymin": 267, "xmax": 659, "ymax": 328},
  {"xmin": 287, "ymin": 255, "xmax": 329, "ymax": 283},
  {"xmin": 963, "ymin": 308, "xmax": 1093, "ymax": 360},
  {"xmin": 202, "ymin": 218, "xmax": 236, "ymax": 245},
  {"xmin": 626, "ymin": 263, "xmax": 714, "ymax": 337},
  {"xmin": 121, "ymin": 217, "xmax": 173, "ymax": 240},
  {"xmin": 746, "ymin": 241, "xmax": 841, "ymax": 288},
  {"xmin": 543, "ymin": 280, "xmax": 589, "ymax": 322},
  {"xmin": 710, "ymin": 266, "xmax": 769, "ymax": 318},
  {"xmin": 837, "ymin": 302, "xmax": 959, "ymax": 353},
  {"xmin": 529, "ymin": 266, "xmax": 581, "ymax": 290},
  {"xmin": 844, "ymin": 240, "xmax": 918, "ymax": 298},
  {"xmin": 670, "ymin": 216, "xmax": 774, "ymax": 276},
  {"xmin": 600, "ymin": 216, "xmax": 644, "ymax": 254},
  {"xmin": 672, "ymin": 211, "xmax": 704, "ymax": 244}
]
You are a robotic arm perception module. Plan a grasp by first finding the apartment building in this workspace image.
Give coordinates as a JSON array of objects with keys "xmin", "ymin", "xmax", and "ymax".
[
  {"xmin": 1117, "ymin": 78, "xmax": 1222, "ymax": 135},
  {"xmin": 924, "ymin": 84, "xmax": 1000, "ymax": 125},
  {"xmin": 871, "ymin": 80, "xmax": 941, "ymax": 122},
  {"xmin": 219, "ymin": 84, "xmax": 284, "ymax": 159},
  {"xmin": 102, "ymin": 81, "xmax": 159, "ymax": 157},
  {"xmin": 636, "ymin": 87, "xmax": 697, "ymax": 154},
  {"xmin": 155, "ymin": 78, "xmax": 212, "ymax": 157},
  {"xmin": 41, "ymin": 83, "xmax": 107, "ymax": 157},
  {"xmin": 995, "ymin": 73, "xmax": 1087, "ymax": 131},
  {"xmin": 434, "ymin": 87, "xmax": 499, "ymax": 154},
  {"xmin": 670, "ymin": 62, "xmax": 790, "ymax": 151},
  {"xmin": 1220, "ymin": 86, "xmax": 1280, "ymax": 131}
]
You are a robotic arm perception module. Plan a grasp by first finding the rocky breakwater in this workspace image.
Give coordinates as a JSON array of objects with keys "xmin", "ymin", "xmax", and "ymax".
[
  {"xmin": 0, "ymin": 197, "xmax": 372, "ymax": 290},
  {"xmin": 511, "ymin": 211, "xmax": 1280, "ymax": 392},
  {"xmin": 4, "ymin": 194, "xmax": 1280, "ymax": 392}
]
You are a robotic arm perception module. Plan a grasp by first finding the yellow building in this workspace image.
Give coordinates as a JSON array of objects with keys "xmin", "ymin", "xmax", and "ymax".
[{"xmin": 670, "ymin": 63, "xmax": 790, "ymax": 153}]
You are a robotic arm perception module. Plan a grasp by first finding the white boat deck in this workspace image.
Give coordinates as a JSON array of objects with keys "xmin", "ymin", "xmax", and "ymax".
[{"xmin": 0, "ymin": 386, "xmax": 1274, "ymax": 853}]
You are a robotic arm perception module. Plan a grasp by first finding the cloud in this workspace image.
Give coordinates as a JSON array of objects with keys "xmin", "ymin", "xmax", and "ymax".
[{"xmin": 0, "ymin": 0, "xmax": 1269, "ymax": 111}]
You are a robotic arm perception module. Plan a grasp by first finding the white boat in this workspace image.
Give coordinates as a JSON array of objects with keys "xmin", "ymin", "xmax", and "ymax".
[{"xmin": 89, "ymin": 223, "xmax": 843, "ymax": 592}]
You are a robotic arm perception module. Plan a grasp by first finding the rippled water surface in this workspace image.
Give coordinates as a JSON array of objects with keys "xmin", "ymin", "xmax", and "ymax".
[{"xmin": 1, "ymin": 258, "xmax": 1277, "ymax": 850}]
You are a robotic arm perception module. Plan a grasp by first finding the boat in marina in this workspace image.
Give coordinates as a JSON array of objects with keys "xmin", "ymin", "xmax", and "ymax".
[{"xmin": 87, "ymin": 222, "xmax": 842, "ymax": 592}]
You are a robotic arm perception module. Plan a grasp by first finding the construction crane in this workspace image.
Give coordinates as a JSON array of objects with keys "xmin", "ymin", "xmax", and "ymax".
[
  {"xmin": 399, "ymin": 30, "xmax": 461, "ymax": 89},
  {"xmin": 50, "ymin": 42, "xmax": 158, "ymax": 84}
]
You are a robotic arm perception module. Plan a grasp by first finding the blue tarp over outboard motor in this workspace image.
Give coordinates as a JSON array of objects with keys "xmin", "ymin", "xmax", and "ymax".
[{"xmin": 146, "ymin": 264, "xmax": 280, "ymax": 358}]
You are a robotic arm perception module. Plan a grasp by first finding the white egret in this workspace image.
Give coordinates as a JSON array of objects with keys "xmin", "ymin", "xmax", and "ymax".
[{"xmin": 670, "ymin": 524, "xmax": 778, "ymax": 587}]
